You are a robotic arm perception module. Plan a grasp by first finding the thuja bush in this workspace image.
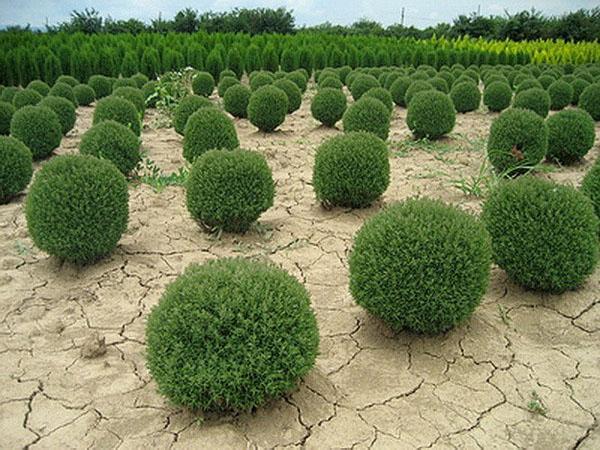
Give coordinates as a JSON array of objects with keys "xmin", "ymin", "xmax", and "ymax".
[
  {"xmin": 273, "ymin": 79, "xmax": 302, "ymax": 114},
  {"xmin": 349, "ymin": 74, "xmax": 380, "ymax": 101},
  {"xmin": 286, "ymin": 71, "xmax": 308, "ymax": 92},
  {"xmin": 363, "ymin": 87, "xmax": 394, "ymax": 113},
  {"xmin": 223, "ymin": 84, "xmax": 251, "ymax": 119},
  {"xmin": 0, "ymin": 136, "xmax": 32, "ymax": 203},
  {"xmin": 429, "ymin": 77, "xmax": 450, "ymax": 94},
  {"xmin": 219, "ymin": 69, "xmax": 237, "ymax": 82},
  {"xmin": 247, "ymin": 85, "xmax": 288, "ymax": 132},
  {"xmin": 450, "ymin": 81, "xmax": 481, "ymax": 113},
  {"xmin": 0, "ymin": 87, "xmax": 19, "ymax": 103},
  {"xmin": 313, "ymin": 132, "xmax": 390, "ymax": 208},
  {"xmin": 547, "ymin": 80, "xmax": 573, "ymax": 110},
  {"xmin": 343, "ymin": 97, "xmax": 390, "ymax": 140},
  {"xmin": 483, "ymin": 177, "xmax": 598, "ymax": 292},
  {"xmin": 515, "ymin": 78, "xmax": 543, "ymax": 94},
  {"xmin": 191, "ymin": 71, "xmax": 215, "ymax": 97},
  {"xmin": 25, "ymin": 155, "xmax": 129, "ymax": 264},
  {"xmin": 249, "ymin": 71, "xmax": 275, "ymax": 91},
  {"xmin": 142, "ymin": 81, "xmax": 158, "ymax": 108},
  {"xmin": 12, "ymin": 89, "xmax": 42, "ymax": 109},
  {"xmin": 88, "ymin": 75, "xmax": 112, "ymax": 99},
  {"xmin": 183, "ymin": 108, "xmax": 239, "ymax": 162},
  {"xmin": 546, "ymin": 109, "xmax": 596, "ymax": 164},
  {"xmin": 582, "ymin": 159, "xmax": 600, "ymax": 220},
  {"xmin": 112, "ymin": 78, "xmax": 137, "ymax": 90},
  {"xmin": 187, "ymin": 149, "xmax": 274, "ymax": 233},
  {"xmin": 26, "ymin": 80, "xmax": 50, "ymax": 97},
  {"xmin": 73, "ymin": 84, "xmax": 95, "ymax": 106},
  {"xmin": 318, "ymin": 77, "xmax": 343, "ymax": 90},
  {"xmin": 131, "ymin": 72, "xmax": 149, "ymax": 88},
  {"xmin": 406, "ymin": 90, "xmax": 456, "ymax": 140},
  {"xmin": 93, "ymin": 96, "xmax": 141, "ymax": 136},
  {"xmin": 0, "ymin": 101, "xmax": 15, "ymax": 135},
  {"xmin": 404, "ymin": 80, "xmax": 434, "ymax": 106},
  {"xmin": 571, "ymin": 78, "xmax": 590, "ymax": 105},
  {"xmin": 56, "ymin": 75, "xmax": 79, "ymax": 87},
  {"xmin": 311, "ymin": 87, "xmax": 347, "ymax": 127},
  {"xmin": 217, "ymin": 76, "xmax": 240, "ymax": 98},
  {"xmin": 145, "ymin": 258, "xmax": 319, "ymax": 412},
  {"xmin": 513, "ymin": 88, "xmax": 550, "ymax": 118},
  {"xmin": 39, "ymin": 96, "xmax": 76, "ymax": 135},
  {"xmin": 349, "ymin": 198, "xmax": 492, "ymax": 334},
  {"xmin": 578, "ymin": 83, "xmax": 600, "ymax": 120},
  {"xmin": 49, "ymin": 82, "xmax": 77, "ymax": 107},
  {"xmin": 390, "ymin": 76, "xmax": 412, "ymax": 107},
  {"xmin": 10, "ymin": 105, "xmax": 62, "ymax": 160},
  {"xmin": 112, "ymin": 87, "xmax": 145, "ymax": 114},
  {"xmin": 79, "ymin": 120, "xmax": 141, "ymax": 175},
  {"xmin": 483, "ymin": 81, "xmax": 512, "ymax": 112},
  {"xmin": 173, "ymin": 95, "xmax": 212, "ymax": 135},
  {"xmin": 487, "ymin": 108, "xmax": 548, "ymax": 175}
]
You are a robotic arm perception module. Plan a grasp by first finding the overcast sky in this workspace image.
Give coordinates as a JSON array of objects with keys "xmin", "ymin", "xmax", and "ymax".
[{"xmin": 0, "ymin": 0, "xmax": 596, "ymax": 29}]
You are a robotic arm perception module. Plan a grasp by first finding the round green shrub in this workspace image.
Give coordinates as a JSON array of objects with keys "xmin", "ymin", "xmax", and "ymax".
[
  {"xmin": 0, "ymin": 101, "xmax": 15, "ymax": 135},
  {"xmin": 12, "ymin": 89, "xmax": 42, "ymax": 109},
  {"xmin": 249, "ymin": 72, "xmax": 274, "ymax": 91},
  {"xmin": 311, "ymin": 87, "xmax": 347, "ymax": 127},
  {"xmin": 247, "ymin": 85, "xmax": 288, "ymax": 132},
  {"xmin": 217, "ymin": 76, "xmax": 240, "ymax": 98},
  {"xmin": 428, "ymin": 77, "xmax": 449, "ymax": 93},
  {"xmin": 131, "ymin": 72, "xmax": 149, "ymax": 88},
  {"xmin": 578, "ymin": 83, "xmax": 600, "ymax": 120},
  {"xmin": 191, "ymin": 72, "xmax": 215, "ymax": 97},
  {"xmin": 350, "ymin": 74, "xmax": 380, "ymax": 101},
  {"xmin": 26, "ymin": 80, "xmax": 50, "ymax": 97},
  {"xmin": 183, "ymin": 108, "xmax": 239, "ymax": 162},
  {"xmin": 313, "ymin": 132, "xmax": 389, "ymax": 208},
  {"xmin": 73, "ymin": 84, "xmax": 95, "ymax": 106},
  {"xmin": 0, "ymin": 136, "xmax": 33, "ymax": 203},
  {"xmin": 219, "ymin": 69, "xmax": 237, "ymax": 82},
  {"xmin": 112, "ymin": 87, "xmax": 145, "ymax": 114},
  {"xmin": 318, "ymin": 77, "xmax": 343, "ymax": 90},
  {"xmin": 88, "ymin": 75, "xmax": 112, "ymax": 99},
  {"xmin": 390, "ymin": 76, "xmax": 412, "ymax": 107},
  {"xmin": 286, "ymin": 71, "xmax": 308, "ymax": 92},
  {"xmin": 10, "ymin": 105, "xmax": 62, "ymax": 160},
  {"xmin": 483, "ymin": 176, "xmax": 598, "ymax": 292},
  {"xmin": 349, "ymin": 198, "xmax": 492, "ymax": 334},
  {"xmin": 223, "ymin": 84, "xmax": 251, "ymax": 119},
  {"xmin": 546, "ymin": 109, "xmax": 595, "ymax": 164},
  {"xmin": 142, "ymin": 81, "xmax": 158, "ymax": 108},
  {"xmin": 516, "ymin": 78, "xmax": 543, "ymax": 94},
  {"xmin": 513, "ymin": 88, "xmax": 550, "ymax": 118},
  {"xmin": 406, "ymin": 90, "xmax": 456, "ymax": 140},
  {"xmin": 571, "ymin": 78, "xmax": 590, "ymax": 105},
  {"xmin": 56, "ymin": 75, "xmax": 79, "ymax": 87},
  {"xmin": 343, "ymin": 97, "xmax": 390, "ymax": 140},
  {"xmin": 93, "ymin": 96, "xmax": 141, "ymax": 136},
  {"xmin": 582, "ymin": 159, "xmax": 600, "ymax": 220},
  {"xmin": 25, "ymin": 155, "xmax": 129, "ymax": 264},
  {"xmin": 49, "ymin": 82, "xmax": 77, "ymax": 106},
  {"xmin": 39, "ymin": 96, "xmax": 76, "ymax": 135},
  {"xmin": 273, "ymin": 79, "xmax": 302, "ymax": 114},
  {"xmin": 449, "ymin": 81, "xmax": 481, "ymax": 113},
  {"xmin": 112, "ymin": 78, "xmax": 137, "ymax": 90},
  {"xmin": 363, "ymin": 87, "xmax": 393, "ymax": 113},
  {"xmin": 79, "ymin": 120, "xmax": 141, "ymax": 175},
  {"xmin": 0, "ymin": 87, "xmax": 19, "ymax": 103},
  {"xmin": 317, "ymin": 70, "xmax": 339, "ymax": 84},
  {"xmin": 145, "ymin": 257, "xmax": 318, "ymax": 412},
  {"xmin": 173, "ymin": 95, "xmax": 212, "ymax": 135},
  {"xmin": 487, "ymin": 108, "xmax": 548, "ymax": 174},
  {"xmin": 547, "ymin": 80, "xmax": 573, "ymax": 110},
  {"xmin": 404, "ymin": 80, "xmax": 434, "ymax": 106},
  {"xmin": 483, "ymin": 81, "xmax": 512, "ymax": 112},
  {"xmin": 537, "ymin": 74, "xmax": 556, "ymax": 89},
  {"xmin": 187, "ymin": 149, "xmax": 274, "ymax": 233}
]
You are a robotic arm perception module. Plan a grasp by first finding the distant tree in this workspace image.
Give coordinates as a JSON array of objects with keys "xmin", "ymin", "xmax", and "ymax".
[
  {"xmin": 151, "ymin": 14, "xmax": 173, "ymax": 33},
  {"xmin": 104, "ymin": 17, "xmax": 147, "ymax": 34},
  {"xmin": 60, "ymin": 8, "xmax": 103, "ymax": 34},
  {"xmin": 498, "ymin": 9, "xmax": 546, "ymax": 41},
  {"xmin": 173, "ymin": 8, "xmax": 199, "ymax": 33}
]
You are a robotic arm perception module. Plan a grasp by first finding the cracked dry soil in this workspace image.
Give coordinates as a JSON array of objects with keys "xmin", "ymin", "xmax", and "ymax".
[{"xmin": 1, "ymin": 86, "xmax": 600, "ymax": 449}]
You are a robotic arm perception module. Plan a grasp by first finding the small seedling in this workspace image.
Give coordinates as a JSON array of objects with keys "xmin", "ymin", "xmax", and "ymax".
[
  {"xmin": 15, "ymin": 240, "xmax": 30, "ymax": 256},
  {"xmin": 527, "ymin": 391, "xmax": 547, "ymax": 416},
  {"xmin": 497, "ymin": 304, "xmax": 511, "ymax": 326},
  {"xmin": 133, "ymin": 158, "xmax": 188, "ymax": 193}
]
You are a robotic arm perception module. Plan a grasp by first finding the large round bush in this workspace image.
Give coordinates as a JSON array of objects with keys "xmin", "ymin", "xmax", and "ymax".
[
  {"xmin": 27, "ymin": 80, "xmax": 50, "ymax": 97},
  {"xmin": 578, "ymin": 83, "xmax": 600, "ymax": 120},
  {"xmin": 363, "ymin": 87, "xmax": 393, "ymax": 113},
  {"xmin": 404, "ymin": 80, "xmax": 433, "ymax": 106},
  {"xmin": 273, "ymin": 79, "xmax": 302, "ymax": 114},
  {"xmin": 49, "ymin": 82, "xmax": 77, "ymax": 107},
  {"xmin": 39, "ymin": 96, "xmax": 76, "ymax": 135},
  {"xmin": 513, "ymin": 88, "xmax": 550, "ymax": 118},
  {"xmin": 173, "ymin": 95, "xmax": 212, "ymax": 135},
  {"xmin": 406, "ymin": 90, "xmax": 456, "ymax": 140},
  {"xmin": 349, "ymin": 198, "xmax": 492, "ymax": 334},
  {"xmin": 483, "ymin": 82, "xmax": 512, "ymax": 112},
  {"xmin": 93, "ymin": 96, "xmax": 141, "ymax": 136},
  {"xmin": 192, "ymin": 71, "xmax": 215, "ymax": 97},
  {"xmin": 145, "ymin": 258, "xmax": 319, "ymax": 412},
  {"xmin": 12, "ymin": 89, "xmax": 43, "ymax": 109},
  {"xmin": 343, "ymin": 97, "xmax": 390, "ymax": 140},
  {"xmin": 187, "ymin": 149, "xmax": 274, "ymax": 233},
  {"xmin": 25, "ymin": 155, "xmax": 129, "ymax": 264},
  {"xmin": 546, "ymin": 109, "xmax": 595, "ymax": 164},
  {"xmin": 10, "ymin": 105, "xmax": 62, "ymax": 160},
  {"xmin": 88, "ymin": 75, "xmax": 112, "ymax": 99},
  {"xmin": 311, "ymin": 88, "xmax": 347, "ymax": 127},
  {"xmin": 217, "ymin": 76, "xmax": 240, "ymax": 98},
  {"xmin": 250, "ymin": 72, "xmax": 275, "ymax": 91},
  {"xmin": 450, "ymin": 81, "xmax": 481, "ymax": 113},
  {"xmin": 350, "ymin": 74, "xmax": 380, "ymax": 101},
  {"xmin": 547, "ymin": 80, "xmax": 573, "ymax": 110},
  {"xmin": 0, "ymin": 101, "xmax": 15, "ymax": 135},
  {"xmin": 112, "ymin": 87, "xmax": 145, "ymax": 114},
  {"xmin": 390, "ymin": 77, "xmax": 412, "ymax": 107},
  {"xmin": 223, "ymin": 84, "xmax": 251, "ymax": 119},
  {"xmin": 183, "ymin": 108, "xmax": 239, "ymax": 162},
  {"xmin": 0, "ymin": 136, "xmax": 33, "ymax": 203},
  {"xmin": 73, "ymin": 84, "xmax": 95, "ymax": 106},
  {"xmin": 482, "ymin": 176, "xmax": 598, "ymax": 292},
  {"xmin": 247, "ymin": 85, "xmax": 288, "ymax": 132}
]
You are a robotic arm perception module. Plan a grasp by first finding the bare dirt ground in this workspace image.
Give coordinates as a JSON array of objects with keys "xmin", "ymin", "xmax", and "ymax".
[{"xmin": 1, "ymin": 85, "xmax": 600, "ymax": 449}]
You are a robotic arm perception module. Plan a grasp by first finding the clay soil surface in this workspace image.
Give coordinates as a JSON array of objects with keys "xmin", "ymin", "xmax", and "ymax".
[{"xmin": 1, "ymin": 85, "xmax": 600, "ymax": 449}]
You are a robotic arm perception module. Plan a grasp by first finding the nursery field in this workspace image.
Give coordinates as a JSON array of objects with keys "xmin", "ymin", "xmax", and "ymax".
[{"xmin": 1, "ymin": 71, "xmax": 600, "ymax": 449}]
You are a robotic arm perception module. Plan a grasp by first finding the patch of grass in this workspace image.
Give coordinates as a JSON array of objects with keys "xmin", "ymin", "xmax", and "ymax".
[
  {"xmin": 15, "ymin": 240, "xmax": 30, "ymax": 255},
  {"xmin": 527, "ymin": 391, "xmax": 547, "ymax": 416},
  {"xmin": 497, "ymin": 304, "xmax": 511, "ymax": 326},
  {"xmin": 133, "ymin": 158, "xmax": 188, "ymax": 193}
]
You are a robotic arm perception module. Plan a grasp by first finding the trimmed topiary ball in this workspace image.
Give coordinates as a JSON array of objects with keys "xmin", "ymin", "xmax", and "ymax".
[
  {"xmin": 390, "ymin": 76, "xmax": 412, "ymax": 107},
  {"xmin": 191, "ymin": 71, "xmax": 215, "ymax": 97},
  {"xmin": 513, "ymin": 88, "xmax": 550, "ymax": 118},
  {"xmin": 571, "ymin": 78, "xmax": 590, "ymax": 105},
  {"xmin": 318, "ymin": 77, "xmax": 344, "ymax": 90},
  {"xmin": 349, "ymin": 198, "xmax": 492, "ymax": 334},
  {"xmin": 173, "ymin": 95, "xmax": 212, "ymax": 135},
  {"xmin": 250, "ymin": 72, "xmax": 275, "ymax": 91},
  {"xmin": 350, "ymin": 74, "xmax": 380, "ymax": 101},
  {"xmin": 10, "ymin": 105, "xmax": 62, "ymax": 160},
  {"xmin": 546, "ymin": 109, "xmax": 595, "ymax": 164},
  {"xmin": 88, "ymin": 75, "xmax": 112, "ymax": 99},
  {"xmin": 112, "ymin": 87, "xmax": 145, "ymax": 114},
  {"xmin": 547, "ymin": 80, "xmax": 573, "ymax": 110},
  {"xmin": 145, "ymin": 257, "xmax": 319, "ymax": 412},
  {"xmin": 112, "ymin": 78, "xmax": 137, "ymax": 90},
  {"xmin": 39, "ymin": 96, "xmax": 76, "ymax": 135},
  {"xmin": 0, "ymin": 87, "xmax": 19, "ymax": 103},
  {"xmin": 73, "ymin": 84, "xmax": 95, "ymax": 106},
  {"xmin": 406, "ymin": 90, "xmax": 456, "ymax": 140},
  {"xmin": 483, "ymin": 176, "xmax": 598, "ymax": 292},
  {"xmin": 25, "ymin": 155, "xmax": 129, "ymax": 264},
  {"xmin": 79, "ymin": 120, "xmax": 141, "ymax": 175},
  {"xmin": 0, "ymin": 101, "xmax": 15, "ymax": 135},
  {"xmin": 56, "ymin": 75, "xmax": 79, "ymax": 87},
  {"xmin": 0, "ymin": 136, "xmax": 33, "ymax": 203},
  {"xmin": 217, "ymin": 76, "xmax": 240, "ymax": 98},
  {"xmin": 27, "ymin": 80, "xmax": 50, "ymax": 97},
  {"xmin": 247, "ymin": 85, "xmax": 288, "ymax": 132},
  {"xmin": 187, "ymin": 149, "xmax": 274, "ymax": 232},
  {"xmin": 183, "ymin": 108, "xmax": 239, "ymax": 162},
  {"xmin": 343, "ymin": 97, "xmax": 390, "ymax": 140},
  {"xmin": 578, "ymin": 83, "xmax": 600, "ymax": 120},
  {"xmin": 516, "ymin": 78, "xmax": 543, "ymax": 94},
  {"xmin": 273, "ymin": 79, "xmax": 302, "ymax": 114},
  {"xmin": 223, "ymin": 84, "xmax": 251, "ymax": 119},
  {"xmin": 93, "ymin": 96, "xmax": 141, "ymax": 136},
  {"xmin": 487, "ymin": 108, "xmax": 548, "ymax": 175},
  {"xmin": 49, "ymin": 82, "xmax": 77, "ymax": 107},
  {"xmin": 582, "ymin": 159, "xmax": 600, "ymax": 220},
  {"xmin": 131, "ymin": 73, "xmax": 149, "ymax": 88},
  {"xmin": 449, "ymin": 81, "xmax": 481, "ymax": 113},
  {"xmin": 363, "ymin": 87, "xmax": 393, "ymax": 113},
  {"xmin": 311, "ymin": 87, "xmax": 347, "ymax": 127},
  {"xmin": 313, "ymin": 132, "xmax": 389, "ymax": 208},
  {"xmin": 286, "ymin": 71, "xmax": 308, "ymax": 92},
  {"xmin": 12, "ymin": 89, "xmax": 43, "ymax": 109},
  {"xmin": 404, "ymin": 80, "xmax": 433, "ymax": 106},
  {"xmin": 483, "ymin": 81, "xmax": 512, "ymax": 112}
]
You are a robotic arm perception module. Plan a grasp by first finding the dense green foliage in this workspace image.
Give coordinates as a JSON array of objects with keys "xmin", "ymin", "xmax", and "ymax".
[
  {"xmin": 513, "ymin": 87, "xmax": 550, "ymax": 117},
  {"xmin": 39, "ymin": 96, "xmax": 76, "ymax": 135},
  {"xmin": 390, "ymin": 76, "xmax": 412, "ymax": 107},
  {"xmin": 88, "ymin": 75, "xmax": 112, "ymax": 99},
  {"xmin": 581, "ymin": 159, "xmax": 600, "ymax": 220},
  {"xmin": 547, "ymin": 80, "xmax": 573, "ymax": 110},
  {"xmin": 363, "ymin": 87, "xmax": 393, "ymax": 112},
  {"xmin": 112, "ymin": 86, "xmax": 145, "ymax": 113},
  {"xmin": 449, "ymin": 81, "xmax": 481, "ymax": 112},
  {"xmin": 546, "ymin": 109, "xmax": 596, "ymax": 163},
  {"xmin": 173, "ymin": 95, "xmax": 212, "ymax": 135},
  {"xmin": 93, "ymin": 95, "xmax": 141, "ymax": 135},
  {"xmin": 578, "ymin": 83, "xmax": 600, "ymax": 120},
  {"xmin": 310, "ymin": 87, "xmax": 347, "ymax": 127},
  {"xmin": 0, "ymin": 101, "xmax": 15, "ymax": 135},
  {"xmin": 273, "ymin": 79, "xmax": 302, "ymax": 113},
  {"xmin": 217, "ymin": 76, "xmax": 240, "ymax": 98},
  {"xmin": 404, "ymin": 80, "xmax": 433, "ymax": 106},
  {"xmin": 191, "ymin": 71, "xmax": 215, "ymax": 97},
  {"xmin": 27, "ymin": 80, "xmax": 50, "ymax": 97},
  {"xmin": 247, "ymin": 85, "xmax": 288, "ymax": 132},
  {"xmin": 223, "ymin": 84, "xmax": 251, "ymax": 118},
  {"xmin": 406, "ymin": 90, "xmax": 456, "ymax": 139},
  {"xmin": 249, "ymin": 71, "xmax": 274, "ymax": 91},
  {"xmin": 73, "ymin": 84, "xmax": 96, "ymax": 106},
  {"xmin": 183, "ymin": 108, "xmax": 239, "ymax": 162},
  {"xmin": 483, "ymin": 81, "xmax": 512, "ymax": 111},
  {"xmin": 12, "ymin": 89, "xmax": 43, "ymax": 109},
  {"xmin": 343, "ymin": 97, "xmax": 390, "ymax": 140},
  {"xmin": 350, "ymin": 74, "xmax": 380, "ymax": 101},
  {"xmin": 10, "ymin": 105, "xmax": 62, "ymax": 160},
  {"xmin": 48, "ymin": 82, "xmax": 77, "ymax": 106},
  {"xmin": 0, "ymin": 136, "xmax": 33, "ymax": 203}
]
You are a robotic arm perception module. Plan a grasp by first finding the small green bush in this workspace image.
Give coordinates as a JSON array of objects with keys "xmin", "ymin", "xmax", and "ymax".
[
  {"xmin": 450, "ymin": 81, "xmax": 481, "ymax": 113},
  {"xmin": 191, "ymin": 71, "xmax": 215, "ymax": 97},
  {"xmin": 12, "ymin": 89, "xmax": 43, "ymax": 109},
  {"xmin": 311, "ymin": 87, "xmax": 347, "ymax": 127},
  {"xmin": 93, "ymin": 96, "xmax": 141, "ymax": 136},
  {"xmin": 219, "ymin": 69, "xmax": 237, "ymax": 82},
  {"xmin": 247, "ymin": 85, "xmax": 288, "ymax": 132},
  {"xmin": 25, "ymin": 155, "xmax": 129, "ymax": 264},
  {"xmin": 404, "ymin": 80, "xmax": 434, "ymax": 106},
  {"xmin": 142, "ymin": 81, "xmax": 158, "ymax": 108},
  {"xmin": 350, "ymin": 74, "xmax": 380, "ymax": 101},
  {"xmin": 350, "ymin": 198, "xmax": 492, "ymax": 334},
  {"xmin": 482, "ymin": 176, "xmax": 598, "ymax": 292},
  {"xmin": 145, "ymin": 258, "xmax": 318, "ymax": 412},
  {"xmin": 79, "ymin": 120, "xmax": 141, "ymax": 175},
  {"xmin": 318, "ymin": 77, "xmax": 343, "ymax": 90},
  {"xmin": 112, "ymin": 87, "xmax": 145, "ymax": 114},
  {"xmin": 571, "ymin": 78, "xmax": 590, "ymax": 105},
  {"xmin": 73, "ymin": 84, "xmax": 95, "ymax": 106},
  {"xmin": 406, "ymin": 90, "xmax": 456, "ymax": 140},
  {"xmin": 112, "ymin": 78, "xmax": 137, "ymax": 90},
  {"xmin": 273, "ymin": 79, "xmax": 302, "ymax": 113},
  {"xmin": 0, "ymin": 136, "xmax": 32, "ymax": 203},
  {"xmin": 363, "ymin": 87, "xmax": 393, "ymax": 113},
  {"xmin": 483, "ymin": 81, "xmax": 512, "ymax": 112},
  {"xmin": 487, "ymin": 108, "xmax": 548, "ymax": 174},
  {"xmin": 56, "ymin": 75, "xmax": 79, "ymax": 87},
  {"xmin": 313, "ymin": 132, "xmax": 389, "ymax": 208},
  {"xmin": 0, "ymin": 101, "xmax": 15, "ymax": 135},
  {"xmin": 39, "ymin": 96, "xmax": 76, "ymax": 135},
  {"xmin": 342, "ymin": 97, "xmax": 390, "ymax": 140},
  {"xmin": 10, "ymin": 105, "xmax": 62, "ymax": 160},
  {"xmin": 0, "ymin": 87, "xmax": 19, "ymax": 103},
  {"xmin": 546, "ymin": 109, "xmax": 595, "ymax": 164},
  {"xmin": 389, "ymin": 76, "xmax": 412, "ymax": 107},
  {"xmin": 183, "ymin": 108, "xmax": 239, "ymax": 162},
  {"xmin": 131, "ymin": 72, "xmax": 149, "ymax": 88},
  {"xmin": 547, "ymin": 80, "xmax": 573, "ymax": 110},
  {"xmin": 187, "ymin": 149, "xmax": 274, "ymax": 232},
  {"xmin": 582, "ymin": 159, "xmax": 600, "ymax": 220},
  {"xmin": 88, "ymin": 75, "xmax": 112, "ymax": 99},
  {"xmin": 249, "ymin": 72, "xmax": 274, "ymax": 91},
  {"xmin": 515, "ymin": 78, "xmax": 543, "ymax": 94},
  {"xmin": 217, "ymin": 76, "xmax": 240, "ymax": 98},
  {"xmin": 26, "ymin": 80, "xmax": 50, "ymax": 97},
  {"xmin": 537, "ymin": 74, "xmax": 556, "ymax": 89},
  {"xmin": 173, "ymin": 95, "xmax": 212, "ymax": 135},
  {"xmin": 578, "ymin": 83, "xmax": 600, "ymax": 120},
  {"xmin": 286, "ymin": 71, "xmax": 308, "ymax": 92},
  {"xmin": 513, "ymin": 88, "xmax": 550, "ymax": 118},
  {"xmin": 49, "ymin": 82, "xmax": 77, "ymax": 107},
  {"xmin": 223, "ymin": 84, "xmax": 251, "ymax": 119}
]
